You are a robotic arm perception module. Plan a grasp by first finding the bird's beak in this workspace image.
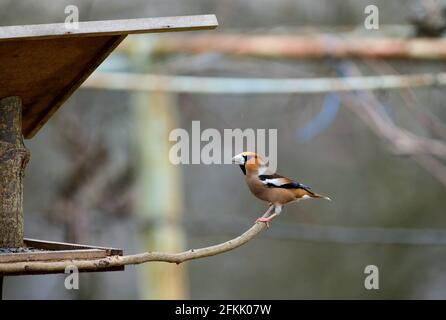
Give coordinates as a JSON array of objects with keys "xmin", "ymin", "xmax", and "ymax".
[{"xmin": 232, "ymin": 154, "xmax": 245, "ymax": 165}]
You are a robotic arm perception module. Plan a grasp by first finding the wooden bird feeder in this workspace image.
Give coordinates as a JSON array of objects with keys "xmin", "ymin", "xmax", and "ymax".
[{"xmin": 0, "ymin": 14, "xmax": 217, "ymax": 295}]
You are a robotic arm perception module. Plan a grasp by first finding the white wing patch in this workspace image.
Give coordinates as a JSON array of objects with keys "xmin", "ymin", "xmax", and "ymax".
[{"xmin": 261, "ymin": 178, "xmax": 288, "ymax": 187}]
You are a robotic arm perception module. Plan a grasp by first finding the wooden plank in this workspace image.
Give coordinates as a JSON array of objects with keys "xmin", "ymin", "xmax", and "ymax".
[
  {"xmin": 0, "ymin": 15, "xmax": 217, "ymax": 139},
  {"xmin": 24, "ymin": 238, "xmax": 122, "ymax": 256},
  {"xmin": 0, "ymin": 238, "xmax": 125, "ymax": 275},
  {"xmin": 0, "ymin": 15, "xmax": 218, "ymax": 41},
  {"xmin": 3, "ymin": 266, "xmax": 125, "ymax": 277},
  {"xmin": 0, "ymin": 35, "xmax": 125, "ymax": 138},
  {"xmin": 0, "ymin": 249, "xmax": 107, "ymax": 263}
]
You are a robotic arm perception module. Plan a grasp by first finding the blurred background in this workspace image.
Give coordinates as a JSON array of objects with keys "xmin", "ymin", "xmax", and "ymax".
[{"xmin": 2, "ymin": 0, "xmax": 446, "ymax": 299}]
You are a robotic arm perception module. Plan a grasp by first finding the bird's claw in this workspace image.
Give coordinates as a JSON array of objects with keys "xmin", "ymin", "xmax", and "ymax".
[{"xmin": 256, "ymin": 217, "xmax": 271, "ymax": 228}]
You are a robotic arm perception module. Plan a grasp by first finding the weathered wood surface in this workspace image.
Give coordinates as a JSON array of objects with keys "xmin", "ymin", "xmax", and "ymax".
[
  {"xmin": 0, "ymin": 15, "xmax": 217, "ymax": 139},
  {"xmin": 23, "ymin": 238, "xmax": 122, "ymax": 255},
  {"xmin": 0, "ymin": 238, "xmax": 124, "ymax": 275},
  {"xmin": 0, "ymin": 215, "xmax": 270, "ymax": 275},
  {"xmin": 0, "ymin": 35, "xmax": 126, "ymax": 138},
  {"xmin": 0, "ymin": 97, "xmax": 30, "ymax": 247},
  {"xmin": 0, "ymin": 249, "xmax": 106, "ymax": 264},
  {"xmin": 0, "ymin": 15, "xmax": 218, "ymax": 41}
]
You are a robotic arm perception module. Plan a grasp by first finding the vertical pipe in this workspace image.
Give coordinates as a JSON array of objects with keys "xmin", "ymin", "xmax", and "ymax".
[{"xmin": 130, "ymin": 35, "xmax": 188, "ymax": 299}]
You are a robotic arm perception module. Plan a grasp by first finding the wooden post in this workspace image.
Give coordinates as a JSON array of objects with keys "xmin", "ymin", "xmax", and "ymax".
[{"xmin": 0, "ymin": 96, "xmax": 30, "ymax": 248}]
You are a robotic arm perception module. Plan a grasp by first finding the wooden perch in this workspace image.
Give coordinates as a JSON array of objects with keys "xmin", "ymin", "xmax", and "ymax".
[{"xmin": 0, "ymin": 213, "xmax": 269, "ymax": 274}]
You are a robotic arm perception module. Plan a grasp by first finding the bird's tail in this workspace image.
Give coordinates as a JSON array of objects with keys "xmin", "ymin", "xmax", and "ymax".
[
  {"xmin": 310, "ymin": 192, "xmax": 331, "ymax": 201},
  {"xmin": 295, "ymin": 187, "xmax": 332, "ymax": 201}
]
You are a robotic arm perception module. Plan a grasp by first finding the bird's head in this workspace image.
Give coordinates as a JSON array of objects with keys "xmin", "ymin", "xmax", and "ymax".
[{"xmin": 232, "ymin": 152, "xmax": 267, "ymax": 175}]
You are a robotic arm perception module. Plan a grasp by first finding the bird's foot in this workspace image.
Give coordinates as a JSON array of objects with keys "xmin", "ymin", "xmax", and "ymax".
[{"xmin": 256, "ymin": 217, "xmax": 272, "ymax": 228}]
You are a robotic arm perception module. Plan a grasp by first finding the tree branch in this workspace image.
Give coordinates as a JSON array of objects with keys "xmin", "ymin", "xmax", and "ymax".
[
  {"xmin": 339, "ymin": 62, "xmax": 446, "ymax": 188},
  {"xmin": 83, "ymin": 71, "xmax": 446, "ymax": 94},
  {"xmin": 119, "ymin": 34, "xmax": 446, "ymax": 60},
  {"xmin": 0, "ymin": 217, "xmax": 269, "ymax": 275}
]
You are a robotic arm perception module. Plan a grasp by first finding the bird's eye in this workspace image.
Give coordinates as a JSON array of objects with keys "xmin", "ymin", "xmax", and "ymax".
[{"xmin": 243, "ymin": 155, "xmax": 248, "ymax": 162}]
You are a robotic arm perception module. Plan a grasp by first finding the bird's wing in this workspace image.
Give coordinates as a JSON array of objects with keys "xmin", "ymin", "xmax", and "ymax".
[{"xmin": 259, "ymin": 173, "xmax": 313, "ymax": 192}]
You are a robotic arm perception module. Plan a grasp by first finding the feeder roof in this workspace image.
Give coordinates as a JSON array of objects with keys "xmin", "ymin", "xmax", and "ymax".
[{"xmin": 0, "ymin": 15, "xmax": 218, "ymax": 138}]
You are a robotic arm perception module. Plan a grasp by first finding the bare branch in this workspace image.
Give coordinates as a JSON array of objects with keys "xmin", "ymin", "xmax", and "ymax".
[
  {"xmin": 0, "ymin": 217, "xmax": 269, "ymax": 275},
  {"xmin": 363, "ymin": 59, "xmax": 446, "ymax": 140},
  {"xmin": 344, "ymin": 95, "xmax": 446, "ymax": 158},
  {"xmin": 82, "ymin": 71, "xmax": 446, "ymax": 94},
  {"xmin": 118, "ymin": 34, "xmax": 446, "ymax": 60},
  {"xmin": 340, "ymin": 62, "xmax": 446, "ymax": 188}
]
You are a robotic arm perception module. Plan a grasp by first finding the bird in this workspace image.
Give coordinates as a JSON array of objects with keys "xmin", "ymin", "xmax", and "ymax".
[{"xmin": 232, "ymin": 151, "xmax": 330, "ymax": 227}]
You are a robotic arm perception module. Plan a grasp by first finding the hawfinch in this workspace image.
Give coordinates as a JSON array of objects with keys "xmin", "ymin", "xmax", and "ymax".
[{"xmin": 232, "ymin": 152, "xmax": 330, "ymax": 227}]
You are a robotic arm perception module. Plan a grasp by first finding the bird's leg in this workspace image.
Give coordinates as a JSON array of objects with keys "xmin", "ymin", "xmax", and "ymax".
[
  {"xmin": 256, "ymin": 205, "xmax": 282, "ymax": 228},
  {"xmin": 256, "ymin": 214, "xmax": 278, "ymax": 228},
  {"xmin": 255, "ymin": 205, "xmax": 274, "ymax": 225}
]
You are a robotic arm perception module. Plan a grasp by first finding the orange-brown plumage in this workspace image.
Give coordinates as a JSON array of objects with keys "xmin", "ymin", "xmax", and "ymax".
[{"xmin": 232, "ymin": 151, "xmax": 330, "ymax": 227}]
